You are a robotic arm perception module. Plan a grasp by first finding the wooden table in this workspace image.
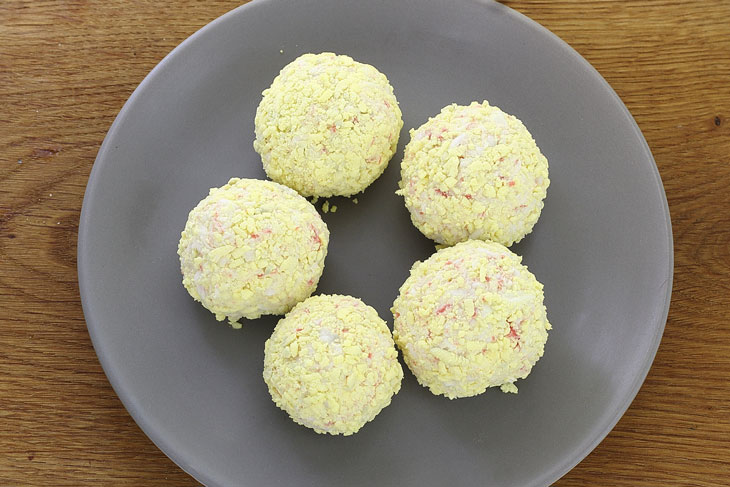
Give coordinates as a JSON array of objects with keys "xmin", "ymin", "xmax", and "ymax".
[{"xmin": 2, "ymin": 1, "xmax": 729, "ymax": 485}]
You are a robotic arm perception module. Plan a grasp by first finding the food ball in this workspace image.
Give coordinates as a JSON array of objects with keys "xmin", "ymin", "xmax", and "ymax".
[
  {"xmin": 254, "ymin": 52, "xmax": 403, "ymax": 197},
  {"xmin": 263, "ymin": 294, "xmax": 403, "ymax": 435},
  {"xmin": 398, "ymin": 101, "xmax": 549, "ymax": 246},
  {"xmin": 392, "ymin": 240, "xmax": 551, "ymax": 398},
  {"xmin": 177, "ymin": 178, "xmax": 328, "ymax": 326}
]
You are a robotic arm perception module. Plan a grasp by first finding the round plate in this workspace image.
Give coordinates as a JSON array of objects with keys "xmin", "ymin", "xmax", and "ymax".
[{"xmin": 78, "ymin": 1, "xmax": 673, "ymax": 486}]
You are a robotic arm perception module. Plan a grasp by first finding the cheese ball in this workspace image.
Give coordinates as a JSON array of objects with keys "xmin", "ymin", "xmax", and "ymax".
[
  {"xmin": 398, "ymin": 101, "xmax": 549, "ymax": 246},
  {"xmin": 263, "ymin": 294, "xmax": 403, "ymax": 435},
  {"xmin": 254, "ymin": 52, "xmax": 403, "ymax": 197},
  {"xmin": 177, "ymin": 178, "xmax": 328, "ymax": 326},
  {"xmin": 392, "ymin": 240, "xmax": 551, "ymax": 398}
]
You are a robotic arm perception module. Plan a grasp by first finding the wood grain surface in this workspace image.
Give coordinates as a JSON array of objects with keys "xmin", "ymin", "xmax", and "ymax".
[{"xmin": 1, "ymin": 1, "xmax": 729, "ymax": 485}]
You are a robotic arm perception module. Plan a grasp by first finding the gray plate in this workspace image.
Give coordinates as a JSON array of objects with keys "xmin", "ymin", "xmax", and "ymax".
[{"xmin": 77, "ymin": 0, "xmax": 673, "ymax": 486}]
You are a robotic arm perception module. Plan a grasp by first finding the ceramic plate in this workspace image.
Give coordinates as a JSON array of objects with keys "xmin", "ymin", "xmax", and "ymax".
[{"xmin": 78, "ymin": 1, "xmax": 673, "ymax": 486}]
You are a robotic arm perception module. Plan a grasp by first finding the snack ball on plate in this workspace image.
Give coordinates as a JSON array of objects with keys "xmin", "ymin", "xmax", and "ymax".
[
  {"xmin": 177, "ymin": 178, "xmax": 328, "ymax": 326},
  {"xmin": 263, "ymin": 294, "xmax": 403, "ymax": 435},
  {"xmin": 398, "ymin": 101, "xmax": 549, "ymax": 247},
  {"xmin": 392, "ymin": 240, "xmax": 551, "ymax": 398},
  {"xmin": 253, "ymin": 52, "xmax": 403, "ymax": 197}
]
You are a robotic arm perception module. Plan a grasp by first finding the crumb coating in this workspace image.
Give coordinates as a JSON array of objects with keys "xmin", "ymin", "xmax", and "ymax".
[
  {"xmin": 178, "ymin": 178, "xmax": 328, "ymax": 325},
  {"xmin": 264, "ymin": 294, "xmax": 403, "ymax": 435},
  {"xmin": 398, "ymin": 101, "xmax": 549, "ymax": 246},
  {"xmin": 392, "ymin": 240, "xmax": 551, "ymax": 398},
  {"xmin": 254, "ymin": 52, "xmax": 403, "ymax": 197}
]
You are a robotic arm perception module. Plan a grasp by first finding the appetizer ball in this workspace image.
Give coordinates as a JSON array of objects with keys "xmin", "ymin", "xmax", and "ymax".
[
  {"xmin": 398, "ymin": 101, "xmax": 549, "ymax": 246},
  {"xmin": 392, "ymin": 240, "xmax": 551, "ymax": 398},
  {"xmin": 177, "ymin": 178, "xmax": 328, "ymax": 326},
  {"xmin": 263, "ymin": 294, "xmax": 403, "ymax": 435},
  {"xmin": 254, "ymin": 52, "xmax": 403, "ymax": 197}
]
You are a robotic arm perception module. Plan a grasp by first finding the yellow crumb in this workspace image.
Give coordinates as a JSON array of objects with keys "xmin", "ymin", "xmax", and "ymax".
[
  {"xmin": 391, "ymin": 240, "xmax": 550, "ymax": 398},
  {"xmin": 254, "ymin": 53, "xmax": 403, "ymax": 197},
  {"xmin": 177, "ymin": 178, "xmax": 329, "ymax": 325},
  {"xmin": 398, "ymin": 101, "xmax": 549, "ymax": 246},
  {"xmin": 264, "ymin": 294, "xmax": 403, "ymax": 435}
]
